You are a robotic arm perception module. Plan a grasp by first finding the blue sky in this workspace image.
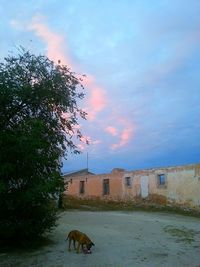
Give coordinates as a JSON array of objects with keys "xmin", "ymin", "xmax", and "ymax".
[{"xmin": 1, "ymin": 0, "xmax": 200, "ymax": 174}]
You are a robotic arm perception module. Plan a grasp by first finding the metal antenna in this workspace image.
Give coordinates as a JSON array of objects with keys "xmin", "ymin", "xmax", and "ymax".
[{"xmin": 87, "ymin": 152, "xmax": 89, "ymax": 170}]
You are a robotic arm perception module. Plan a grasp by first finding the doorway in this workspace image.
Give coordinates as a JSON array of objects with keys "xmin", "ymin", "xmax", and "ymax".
[{"xmin": 140, "ymin": 176, "xmax": 149, "ymax": 198}]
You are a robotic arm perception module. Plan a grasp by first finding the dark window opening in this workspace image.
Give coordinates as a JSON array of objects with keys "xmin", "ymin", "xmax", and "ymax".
[
  {"xmin": 103, "ymin": 179, "xmax": 109, "ymax": 195},
  {"xmin": 125, "ymin": 177, "xmax": 131, "ymax": 187},
  {"xmin": 80, "ymin": 181, "xmax": 85, "ymax": 194},
  {"xmin": 158, "ymin": 174, "xmax": 166, "ymax": 186}
]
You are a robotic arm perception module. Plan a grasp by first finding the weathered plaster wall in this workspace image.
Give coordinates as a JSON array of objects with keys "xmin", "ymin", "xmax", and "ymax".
[
  {"xmin": 64, "ymin": 164, "xmax": 200, "ymax": 208},
  {"xmin": 65, "ymin": 170, "xmax": 124, "ymax": 199},
  {"xmin": 121, "ymin": 173, "xmax": 141, "ymax": 199},
  {"xmin": 154, "ymin": 167, "xmax": 200, "ymax": 206}
]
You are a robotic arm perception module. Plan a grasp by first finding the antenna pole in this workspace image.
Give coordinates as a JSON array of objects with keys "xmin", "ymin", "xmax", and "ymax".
[{"xmin": 87, "ymin": 152, "xmax": 89, "ymax": 170}]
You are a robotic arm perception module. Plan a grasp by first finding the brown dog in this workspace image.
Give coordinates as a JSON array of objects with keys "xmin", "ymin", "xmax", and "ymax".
[{"xmin": 66, "ymin": 230, "xmax": 95, "ymax": 253}]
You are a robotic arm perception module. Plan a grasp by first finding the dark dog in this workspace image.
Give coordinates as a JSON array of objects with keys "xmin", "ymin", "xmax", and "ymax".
[{"xmin": 66, "ymin": 230, "xmax": 95, "ymax": 253}]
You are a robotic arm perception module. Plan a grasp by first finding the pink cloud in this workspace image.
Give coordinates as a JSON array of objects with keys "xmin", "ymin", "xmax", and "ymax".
[
  {"xmin": 110, "ymin": 118, "xmax": 135, "ymax": 149},
  {"xmin": 111, "ymin": 126, "xmax": 134, "ymax": 149},
  {"xmin": 105, "ymin": 126, "xmax": 118, "ymax": 136},
  {"xmin": 92, "ymin": 140, "xmax": 102, "ymax": 145},
  {"xmin": 28, "ymin": 15, "xmax": 73, "ymax": 68},
  {"xmin": 25, "ymin": 16, "xmax": 134, "ymax": 151},
  {"xmin": 82, "ymin": 75, "xmax": 107, "ymax": 120},
  {"xmin": 28, "ymin": 15, "xmax": 107, "ymax": 121},
  {"xmin": 77, "ymin": 135, "xmax": 101, "ymax": 151},
  {"xmin": 77, "ymin": 143, "xmax": 85, "ymax": 151},
  {"xmin": 87, "ymin": 86, "xmax": 107, "ymax": 120},
  {"xmin": 80, "ymin": 135, "xmax": 101, "ymax": 146}
]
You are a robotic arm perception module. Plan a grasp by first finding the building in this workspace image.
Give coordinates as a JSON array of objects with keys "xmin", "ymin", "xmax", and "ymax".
[{"xmin": 63, "ymin": 163, "xmax": 200, "ymax": 208}]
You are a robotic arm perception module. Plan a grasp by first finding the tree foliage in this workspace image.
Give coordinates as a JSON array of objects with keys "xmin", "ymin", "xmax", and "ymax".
[{"xmin": 0, "ymin": 49, "xmax": 86, "ymax": 244}]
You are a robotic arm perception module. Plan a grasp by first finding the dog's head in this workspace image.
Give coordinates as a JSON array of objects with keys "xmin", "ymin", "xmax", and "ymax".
[{"xmin": 86, "ymin": 242, "xmax": 95, "ymax": 250}]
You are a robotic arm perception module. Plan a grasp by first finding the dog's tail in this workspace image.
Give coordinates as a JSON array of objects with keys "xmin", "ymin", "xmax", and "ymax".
[{"xmin": 66, "ymin": 232, "xmax": 70, "ymax": 241}]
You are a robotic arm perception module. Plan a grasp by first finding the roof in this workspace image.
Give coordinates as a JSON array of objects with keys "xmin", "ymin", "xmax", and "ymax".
[{"xmin": 62, "ymin": 168, "xmax": 95, "ymax": 177}]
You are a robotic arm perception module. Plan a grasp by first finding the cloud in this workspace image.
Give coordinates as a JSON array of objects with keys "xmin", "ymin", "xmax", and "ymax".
[
  {"xmin": 77, "ymin": 143, "xmax": 85, "ymax": 151},
  {"xmin": 77, "ymin": 135, "xmax": 101, "ymax": 151},
  {"xmin": 105, "ymin": 126, "xmax": 118, "ymax": 136},
  {"xmin": 27, "ymin": 15, "xmax": 107, "ymax": 120},
  {"xmin": 111, "ymin": 124, "xmax": 134, "ymax": 149},
  {"xmin": 82, "ymin": 74, "xmax": 107, "ymax": 120},
  {"xmin": 13, "ymin": 15, "xmax": 134, "ymax": 152},
  {"xmin": 104, "ymin": 117, "xmax": 135, "ymax": 150},
  {"xmin": 28, "ymin": 15, "xmax": 74, "ymax": 68}
]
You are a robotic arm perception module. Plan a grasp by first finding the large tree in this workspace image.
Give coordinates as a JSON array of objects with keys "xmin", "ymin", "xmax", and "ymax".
[{"xmin": 0, "ymin": 49, "xmax": 86, "ymax": 244}]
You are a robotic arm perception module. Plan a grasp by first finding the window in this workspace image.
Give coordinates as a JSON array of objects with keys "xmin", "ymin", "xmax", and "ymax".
[
  {"xmin": 157, "ymin": 174, "xmax": 166, "ymax": 187},
  {"xmin": 79, "ymin": 181, "xmax": 85, "ymax": 194},
  {"xmin": 125, "ymin": 177, "xmax": 131, "ymax": 187},
  {"xmin": 103, "ymin": 179, "xmax": 109, "ymax": 195}
]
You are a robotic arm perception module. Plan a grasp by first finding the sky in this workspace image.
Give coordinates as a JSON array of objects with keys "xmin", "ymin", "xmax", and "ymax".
[{"xmin": 1, "ymin": 0, "xmax": 200, "ymax": 174}]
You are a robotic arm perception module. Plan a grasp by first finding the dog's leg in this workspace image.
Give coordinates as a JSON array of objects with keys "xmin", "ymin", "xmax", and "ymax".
[
  {"xmin": 68, "ymin": 238, "xmax": 72, "ymax": 251},
  {"xmin": 76, "ymin": 242, "xmax": 81, "ymax": 253},
  {"xmin": 73, "ymin": 239, "xmax": 76, "ymax": 250}
]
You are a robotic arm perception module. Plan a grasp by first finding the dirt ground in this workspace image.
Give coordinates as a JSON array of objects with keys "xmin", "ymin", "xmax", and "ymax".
[{"xmin": 1, "ymin": 210, "xmax": 200, "ymax": 267}]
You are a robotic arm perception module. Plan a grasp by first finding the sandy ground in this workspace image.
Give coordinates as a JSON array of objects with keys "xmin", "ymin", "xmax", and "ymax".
[{"xmin": 0, "ymin": 210, "xmax": 200, "ymax": 267}]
